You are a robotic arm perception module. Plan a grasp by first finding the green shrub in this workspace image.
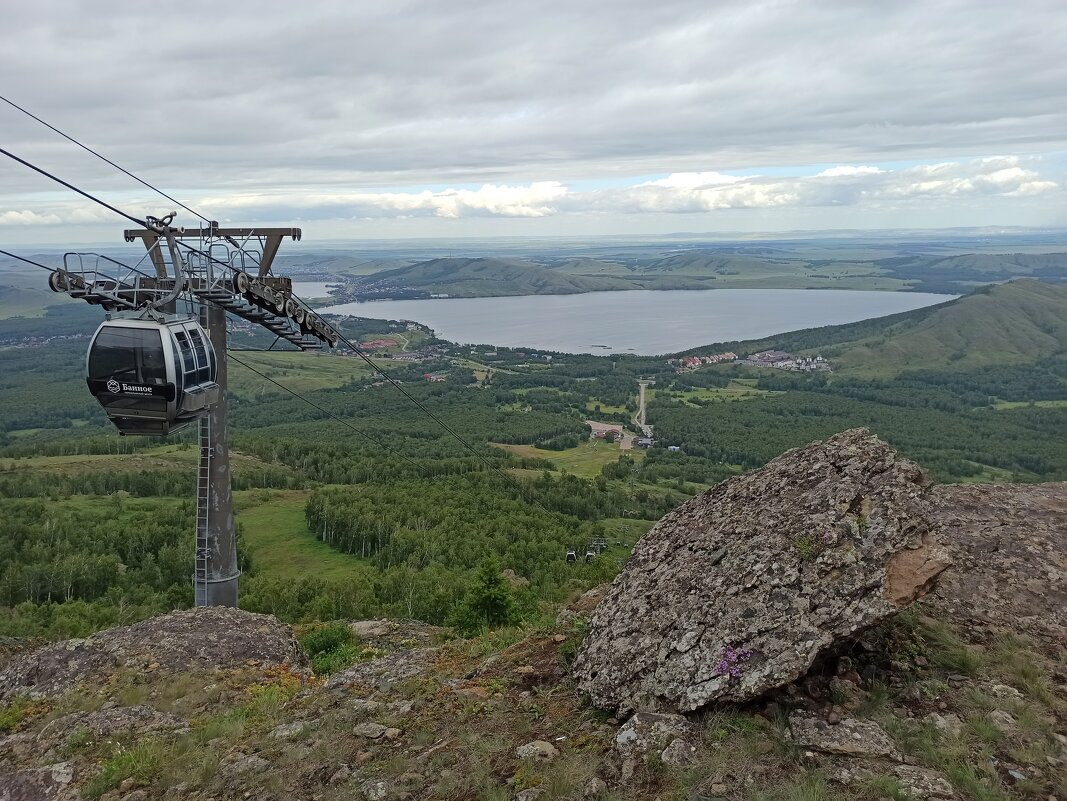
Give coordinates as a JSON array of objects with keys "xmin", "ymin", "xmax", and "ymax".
[{"xmin": 299, "ymin": 622, "xmax": 360, "ymax": 675}]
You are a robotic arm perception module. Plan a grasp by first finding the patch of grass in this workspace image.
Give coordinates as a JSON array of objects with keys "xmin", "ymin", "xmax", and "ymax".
[
  {"xmin": 539, "ymin": 755, "xmax": 596, "ymax": 801},
  {"xmin": 449, "ymin": 623, "xmax": 540, "ymax": 659},
  {"xmin": 116, "ymin": 683, "xmax": 150, "ymax": 707},
  {"xmin": 941, "ymin": 762, "xmax": 1011, "ymax": 801},
  {"xmin": 298, "ymin": 621, "xmax": 387, "ymax": 675},
  {"xmin": 794, "ymin": 533, "xmax": 824, "ymax": 560},
  {"xmin": 882, "ymin": 716, "xmax": 1013, "ymax": 801},
  {"xmin": 964, "ymin": 713, "xmax": 1005, "ymax": 745},
  {"xmin": 558, "ymin": 620, "xmax": 588, "ymax": 665},
  {"xmin": 84, "ymin": 740, "xmax": 165, "ymax": 800},
  {"xmin": 0, "ymin": 697, "xmax": 49, "ymax": 733},
  {"xmin": 751, "ymin": 771, "xmax": 834, "ymax": 801},
  {"xmin": 856, "ymin": 679, "xmax": 892, "ymax": 716},
  {"xmin": 241, "ymin": 673, "xmax": 303, "ymax": 723},
  {"xmin": 986, "ymin": 634, "xmax": 1057, "ymax": 706},
  {"xmin": 226, "ymin": 349, "xmax": 372, "ymax": 397},
  {"xmin": 860, "ymin": 775, "xmax": 910, "ymax": 801},
  {"xmin": 61, "ymin": 725, "xmax": 93, "ymax": 756},
  {"xmin": 235, "ymin": 490, "xmax": 372, "ymax": 582},
  {"xmin": 919, "ymin": 618, "xmax": 985, "ymax": 675},
  {"xmin": 490, "ymin": 440, "xmax": 645, "ymax": 479}
]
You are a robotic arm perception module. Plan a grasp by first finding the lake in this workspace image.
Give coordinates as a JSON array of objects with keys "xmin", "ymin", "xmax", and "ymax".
[
  {"xmin": 291, "ymin": 281, "xmax": 339, "ymax": 298},
  {"xmin": 316, "ymin": 289, "xmax": 956, "ymax": 356}
]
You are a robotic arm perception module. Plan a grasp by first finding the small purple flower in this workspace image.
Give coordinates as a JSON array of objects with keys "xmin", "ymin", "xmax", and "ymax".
[
  {"xmin": 713, "ymin": 645, "xmax": 752, "ymax": 678},
  {"xmin": 820, "ymin": 530, "xmax": 834, "ymax": 544}
]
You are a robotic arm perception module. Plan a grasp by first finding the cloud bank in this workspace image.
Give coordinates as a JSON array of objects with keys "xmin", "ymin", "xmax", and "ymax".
[
  {"xmin": 0, "ymin": 1, "xmax": 1064, "ymax": 239},
  {"xmin": 2, "ymin": 157, "xmax": 1056, "ymax": 227}
]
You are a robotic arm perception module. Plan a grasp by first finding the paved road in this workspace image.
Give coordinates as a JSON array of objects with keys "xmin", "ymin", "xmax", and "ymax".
[{"xmin": 633, "ymin": 381, "xmax": 653, "ymax": 437}]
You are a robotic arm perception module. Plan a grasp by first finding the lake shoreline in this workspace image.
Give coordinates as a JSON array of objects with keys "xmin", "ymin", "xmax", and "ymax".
[{"xmin": 313, "ymin": 287, "xmax": 956, "ymax": 356}]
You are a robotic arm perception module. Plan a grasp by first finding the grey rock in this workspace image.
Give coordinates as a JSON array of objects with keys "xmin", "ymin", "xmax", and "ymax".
[
  {"xmin": 926, "ymin": 712, "xmax": 964, "ymax": 737},
  {"xmin": 988, "ymin": 683, "xmax": 1023, "ymax": 701},
  {"xmin": 573, "ymin": 430, "xmax": 950, "ymax": 713},
  {"xmin": 659, "ymin": 737, "xmax": 695, "ymax": 765},
  {"xmin": 892, "ymin": 765, "xmax": 955, "ymax": 799},
  {"xmin": 583, "ymin": 777, "xmax": 608, "ymax": 797},
  {"xmin": 349, "ymin": 699, "xmax": 384, "ymax": 714},
  {"xmin": 614, "ymin": 712, "xmax": 692, "ymax": 757},
  {"xmin": 929, "ymin": 482, "xmax": 1067, "ymax": 644},
  {"xmin": 515, "ymin": 789, "xmax": 543, "ymax": 801},
  {"xmin": 514, "ymin": 740, "xmax": 560, "ymax": 761},
  {"xmin": 120, "ymin": 791, "xmax": 148, "ymax": 801},
  {"xmin": 0, "ymin": 762, "xmax": 77, "ymax": 801},
  {"xmin": 0, "ymin": 706, "xmax": 187, "ymax": 764},
  {"xmin": 219, "ymin": 754, "xmax": 269, "ymax": 778},
  {"xmin": 353, "ymin": 722, "xmax": 389, "ymax": 739},
  {"xmin": 268, "ymin": 721, "xmax": 309, "ymax": 739},
  {"xmin": 329, "ymin": 764, "xmax": 354, "ymax": 785},
  {"xmin": 0, "ymin": 608, "xmax": 308, "ymax": 701},
  {"xmin": 789, "ymin": 712, "xmax": 899, "ymax": 759},
  {"xmin": 325, "ymin": 649, "xmax": 435, "ymax": 691},
  {"xmin": 361, "ymin": 779, "xmax": 392, "ymax": 800},
  {"xmin": 989, "ymin": 710, "xmax": 1016, "ymax": 730}
]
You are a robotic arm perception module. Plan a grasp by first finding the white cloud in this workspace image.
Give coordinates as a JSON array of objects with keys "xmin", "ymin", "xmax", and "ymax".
[
  {"xmin": 3, "ymin": 0, "xmax": 1066, "ymax": 215},
  {"xmin": 0, "ymin": 210, "xmax": 62, "ymax": 225},
  {"xmin": 816, "ymin": 166, "xmax": 883, "ymax": 178},
  {"xmin": 887, "ymin": 158, "xmax": 1058, "ymax": 200},
  {"xmin": 639, "ymin": 172, "xmax": 747, "ymax": 189},
  {"xmin": 199, "ymin": 182, "xmax": 569, "ymax": 220},
  {"xmin": 188, "ymin": 157, "xmax": 1062, "ymax": 221},
  {"xmin": 0, "ymin": 158, "xmax": 1058, "ymax": 233}
]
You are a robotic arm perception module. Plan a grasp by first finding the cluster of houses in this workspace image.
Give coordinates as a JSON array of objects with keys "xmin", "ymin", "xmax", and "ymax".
[
  {"xmin": 335, "ymin": 347, "xmax": 437, "ymax": 363},
  {"xmin": 669, "ymin": 352, "xmax": 737, "ymax": 370},
  {"xmin": 739, "ymin": 350, "xmax": 831, "ymax": 372},
  {"xmin": 391, "ymin": 351, "xmax": 432, "ymax": 363},
  {"xmin": 668, "ymin": 349, "xmax": 831, "ymax": 373}
]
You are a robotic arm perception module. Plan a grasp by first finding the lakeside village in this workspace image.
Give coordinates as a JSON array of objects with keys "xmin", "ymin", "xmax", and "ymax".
[{"xmin": 668, "ymin": 349, "xmax": 831, "ymax": 373}]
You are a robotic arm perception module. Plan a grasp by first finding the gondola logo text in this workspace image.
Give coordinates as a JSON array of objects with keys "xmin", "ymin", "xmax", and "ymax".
[{"xmin": 106, "ymin": 379, "xmax": 152, "ymax": 394}]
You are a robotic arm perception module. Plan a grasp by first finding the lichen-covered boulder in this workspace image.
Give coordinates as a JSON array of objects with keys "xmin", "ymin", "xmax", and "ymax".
[
  {"xmin": 573, "ymin": 429, "xmax": 950, "ymax": 714},
  {"xmin": 0, "ymin": 607, "xmax": 309, "ymax": 700}
]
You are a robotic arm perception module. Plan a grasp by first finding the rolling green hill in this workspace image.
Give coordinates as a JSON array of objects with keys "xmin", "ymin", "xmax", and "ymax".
[
  {"xmin": 830, "ymin": 279, "xmax": 1067, "ymax": 373},
  {"xmin": 0, "ymin": 284, "xmax": 75, "ymax": 319},
  {"xmin": 680, "ymin": 279, "xmax": 1067, "ymax": 376},
  {"xmin": 344, "ymin": 248, "xmax": 1067, "ymax": 297},
  {"xmin": 351, "ymin": 257, "xmax": 636, "ymax": 296},
  {"xmin": 874, "ymin": 252, "xmax": 1067, "ymax": 293}
]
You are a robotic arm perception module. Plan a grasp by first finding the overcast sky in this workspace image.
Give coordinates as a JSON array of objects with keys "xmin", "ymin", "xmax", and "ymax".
[{"xmin": 2, "ymin": 0, "xmax": 1066, "ymax": 244}]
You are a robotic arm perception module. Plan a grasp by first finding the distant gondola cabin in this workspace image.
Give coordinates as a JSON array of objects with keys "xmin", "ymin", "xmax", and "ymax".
[{"xmin": 86, "ymin": 316, "xmax": 220, "ymax": 436}]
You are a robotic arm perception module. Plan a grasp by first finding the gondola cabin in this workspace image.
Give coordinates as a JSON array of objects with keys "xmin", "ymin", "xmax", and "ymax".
[{"xmin": 86, "ymin": 316, "xmax": 220, "ymax": 436}]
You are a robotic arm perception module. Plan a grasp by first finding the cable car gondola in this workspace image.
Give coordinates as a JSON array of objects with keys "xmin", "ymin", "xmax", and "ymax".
[{"xmin": 86, "ymin": 315, "xmax": 220, "ymax": 436}]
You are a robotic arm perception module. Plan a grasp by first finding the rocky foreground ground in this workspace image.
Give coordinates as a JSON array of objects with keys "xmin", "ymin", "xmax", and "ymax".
[{"xmin": 0, "ymin": 434, "xmax": 1064, "ymax": 801}]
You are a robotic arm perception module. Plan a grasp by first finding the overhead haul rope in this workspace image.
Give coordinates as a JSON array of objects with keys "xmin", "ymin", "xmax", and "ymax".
[
  {"xmin": 0, "ymin": 93, "xmax": 212, "ymax": 225},
  {"xmin": 0, "ymin": 246, "xmax": 158, "ymax": 290},
  {"xmin": 0, "ymin": 144, "xmax": 550, "ymax": 511},
  {"xmin": 226, "ymin": 350, "xmax": 427, "ymax": 473}
]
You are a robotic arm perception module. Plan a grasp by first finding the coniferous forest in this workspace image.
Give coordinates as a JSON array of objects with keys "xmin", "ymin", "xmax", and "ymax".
[{"xmin": 1, "ymin": 280, "xmax": 1066, "ymax": 640}]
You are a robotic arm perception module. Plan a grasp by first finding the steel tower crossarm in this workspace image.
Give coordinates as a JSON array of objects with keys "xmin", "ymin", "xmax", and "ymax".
[{"xmin": 123, "ymin": 226, "xmax": 302, "ymax": 278}]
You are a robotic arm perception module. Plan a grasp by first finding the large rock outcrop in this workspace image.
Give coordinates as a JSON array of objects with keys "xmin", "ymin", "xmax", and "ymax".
[
  {"xmin": 929, "ymin": 482, "xmax": 1067, "ymax": 644},
  {"xmin": 572, "ymin": 429, "xmax": 950, "ymax": 714},
  {"xmin": 0, "ymin": 607, "xmax": 308, "ymax": 701}
]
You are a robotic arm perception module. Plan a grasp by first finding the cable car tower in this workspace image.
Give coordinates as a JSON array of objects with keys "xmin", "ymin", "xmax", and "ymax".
[{"xmin": 47, "ymin": 215, "xmax": 338, "ymax": 607}]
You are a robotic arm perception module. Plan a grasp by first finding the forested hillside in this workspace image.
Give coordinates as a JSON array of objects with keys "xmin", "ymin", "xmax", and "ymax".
[
  {"xmin": 1, "ymin": 279, "xmax": 1065, "ymax": 643},
  {"xmin": 328, "ymin": 249, "xmax": 1067, "ymax": 298}
]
